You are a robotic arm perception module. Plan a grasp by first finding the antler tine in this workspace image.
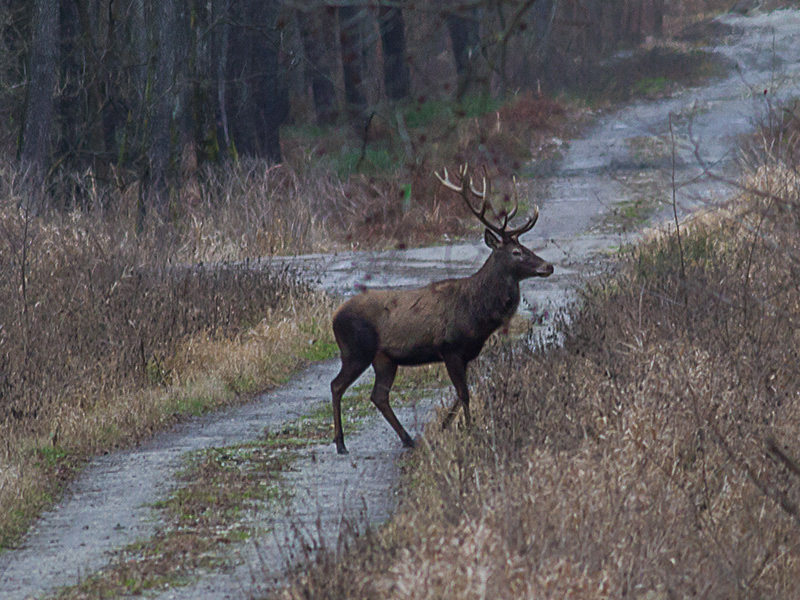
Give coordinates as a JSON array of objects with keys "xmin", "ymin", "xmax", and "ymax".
[
  {"xmin": 436, "ymin": 164, "xmax": 505, "ymax": 236},
  {"xmin": 467, "ymin": 177, "xmax": 499, "ymax": 230},
  {"xmin": 506, "ymin": 176, "xmax": 520, "ymax": 222},
  {"xmin": 468, "ymin": 175, "xmax": 498, "ymax": 225},
  {"xmin": 506, "ymin": 204, "xmax": 539, "ymax": 237},
  {"xmin": 474, "ymin": 171, "xmax": 510, "ymax": 226},
  {"xmin": 468, "ymin": 176, "xmax": 486, "ymax": 199},
  {"xmin": 434, "ymin": 166, "xmax": 462, "ymax": 194},
  {"xmin": 435, "ymin": 164, "xmax": 542, "ymax": 238}
]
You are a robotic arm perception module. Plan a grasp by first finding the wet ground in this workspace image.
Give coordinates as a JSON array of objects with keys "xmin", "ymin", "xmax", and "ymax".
[{"xmin": 3, "ymin": 9, "xmax": 800, "ymax": 599}]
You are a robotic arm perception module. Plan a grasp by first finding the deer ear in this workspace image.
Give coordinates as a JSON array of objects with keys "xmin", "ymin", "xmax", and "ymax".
[{"xmin": 484, "ymin": 229, "xmax": 501, "ymax": 250}]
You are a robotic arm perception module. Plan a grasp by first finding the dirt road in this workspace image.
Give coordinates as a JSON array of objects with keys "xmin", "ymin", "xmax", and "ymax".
[{"xmin": 2, "ymin": 9, "xmax": 800, "ymax": 599}]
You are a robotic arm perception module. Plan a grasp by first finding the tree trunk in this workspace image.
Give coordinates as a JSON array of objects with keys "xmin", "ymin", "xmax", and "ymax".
[
  {"xmin": 19, "ymin": 0, "xmax": 60, "ymax": 185},
  {"xmin": 148, "ymin": 0, "xmax": 182, "ymax": 213},
  {"xmin": 227, "ymin": 0, "xmax": 286, "ymax": 163},
  {"xmin": 378, "ymin": 7, "xmax": 409, "ymax": 101},
  {"xmin": 339, "ymin": 5, "xmax": 367, "ymax": 115},
  {"xmin": 74, "ymin": 0, "xmax": 111, "ymax": 180},
  {"xmin": 619, "ymin": 0, "xmax": 664, "ymax": 44},
  {"xmin": 446, "ymin": 8, "xmax": 481, "ymax": 100},
  {"xmin": 211, "ymin": 0, "xmax": 231, "ymax": 155},
  {"xmin": 297, "ymin": 6, "xmax": 338, "ymax": 124}
]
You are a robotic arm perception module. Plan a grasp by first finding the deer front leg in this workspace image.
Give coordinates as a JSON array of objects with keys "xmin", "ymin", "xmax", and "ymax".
[{"xmin": 442, "ymin": 354, "xmax": 470, "ymax": 429}]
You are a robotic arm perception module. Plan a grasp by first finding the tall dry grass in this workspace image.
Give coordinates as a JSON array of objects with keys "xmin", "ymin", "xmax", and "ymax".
[
  {"xmin": 0, "ymin": 164, "xmax": 339, "ymax": 549},
  {"xmin": 279, "ymin": 162, "xmax": 800, "ymax": 598}
]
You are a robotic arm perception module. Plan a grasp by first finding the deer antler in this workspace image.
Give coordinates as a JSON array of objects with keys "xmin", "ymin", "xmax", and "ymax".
[
  {"xmin": 435, "ymin": 165, "xmax": 539, "ymax": 239},
  {"xmin": 505, "ymin": 176, "xmax": 539, "ymax": 237},
  {"xmin": 435, "ymin": 164, "xmax": 504, "ymax": 238}
]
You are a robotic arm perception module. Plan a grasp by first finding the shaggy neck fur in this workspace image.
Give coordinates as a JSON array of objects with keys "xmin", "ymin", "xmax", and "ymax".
[{"xmin": 463, "ymin": 251, "xmax": 521, "ymax": 332}]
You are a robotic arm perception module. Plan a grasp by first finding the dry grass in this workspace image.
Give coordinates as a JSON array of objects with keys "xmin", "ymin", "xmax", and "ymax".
[
  {"xmin": 0, "ymin": 172, "xmax": 337, "ymax": 549},
  {"xmin": 280, "ymin": 92, "xmax": 566, "ymax": 249},
  {"xmin": 278, "ymin": 163, "xmax": 800, "ymax": 598}
]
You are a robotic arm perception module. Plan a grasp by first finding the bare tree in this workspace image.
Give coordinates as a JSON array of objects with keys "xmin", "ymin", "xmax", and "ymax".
[
  {"xmin": 378, "ymin": 7, "xmax": 410, "ymax": 101},
  {"xmin": 297, "ymin": 5, "xmax": 339, "ymax": 124},
  {"xmin": 446, "ymin": 5, "xmax": 482, "ymax": 100},
  {"xmin": 339, "ymin": 5, "xmax": 367, "ymax": 114},
  {"xmin": 211, "ymin": 0, "xmax": 232, "ymax": 156},
  {"xmin": 148, "ymin": 0, "xmax": 187, "ymax": 212},
  {"xmin": 227, "ymin": 0, "xmax": 286, "ymax": 163},
  {"xmin": 19, "ymin": 0, "xmax": 59, "ymax": 185}
]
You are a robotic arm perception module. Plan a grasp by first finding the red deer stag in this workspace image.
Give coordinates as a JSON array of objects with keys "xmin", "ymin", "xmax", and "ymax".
[{"xmin": 330, "ymin": 165, "xmax": 553, "ymax": 454}]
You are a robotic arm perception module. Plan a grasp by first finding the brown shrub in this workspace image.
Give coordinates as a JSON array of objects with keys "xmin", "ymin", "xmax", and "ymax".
[{"xmin": 0, "ymin": 201, "xmax": 305, "ymax": 430}]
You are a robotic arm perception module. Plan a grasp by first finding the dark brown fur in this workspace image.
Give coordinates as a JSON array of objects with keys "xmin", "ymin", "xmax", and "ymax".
[{"xmin": 330, "ymin": 229, "xmax": 553, "ymax": 454}]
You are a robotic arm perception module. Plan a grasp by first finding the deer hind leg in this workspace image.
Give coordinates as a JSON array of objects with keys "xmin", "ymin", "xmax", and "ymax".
[
  {"xmin": 442, "ymin": 354, "xmax": 470, "ymax": 429},
  {"xmin": 331, "ymin": 311, "xmax": 378, "ymax": 455},
  {"xmin": 371, "ymin": 353, "xmax": 414, "ymax": 448}
]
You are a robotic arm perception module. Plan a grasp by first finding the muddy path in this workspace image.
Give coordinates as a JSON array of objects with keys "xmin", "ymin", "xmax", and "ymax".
[{"xmin": 2, "ymin": 9, "xmax": 800, "ymax": 600}]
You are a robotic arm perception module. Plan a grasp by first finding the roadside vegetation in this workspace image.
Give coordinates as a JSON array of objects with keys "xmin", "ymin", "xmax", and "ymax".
[
  {"xmin": 0, "ymin": 196, "xmax": 338, "ymax": 549},
  {"xmin": 277, "ymin": 99, "xmax": 800, "ymax": 598}
]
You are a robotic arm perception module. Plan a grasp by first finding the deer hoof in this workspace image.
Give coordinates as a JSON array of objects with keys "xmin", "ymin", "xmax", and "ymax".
[
  {"xmin": 402, "ymin": 436, "xmax": 416, "ymax": 449},
  {"xmin": 335, "ymin": 436, "xmax": 349, "ymax": 455}
]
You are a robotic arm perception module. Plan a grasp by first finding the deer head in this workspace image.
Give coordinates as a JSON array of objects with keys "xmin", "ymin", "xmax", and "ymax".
[{"xmin": 435, "ymin": 164, "xmax": 553, "ymax": 279}]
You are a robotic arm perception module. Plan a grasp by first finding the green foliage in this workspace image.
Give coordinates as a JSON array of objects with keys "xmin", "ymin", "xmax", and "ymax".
[
  {"xmin": 335, "ymin": 146, "xmax": 399, "ymax": 177},
  {"xmin": 403, "ymin": 95, "xmax": 504, "ymax": 129},
  {"xmin": 632, "ymin": 76, "xmax": 670, "ymax": 96},
  {"xmin": 299, "ymin": 318, "xmax": 339, "ymax": 362},
  {"xmin": 145, "ymin": 354, "xmax": 172, "ymax": 387},
  {"xmin": 224, "ymin": 373, "xmax": 259, "ymax": 396},
  {"xmin": 34, "ymin": 445, "xmax": 69, "ymax": 468},
  {"xmin": 170, "ymin": 394, "xmax": 212, "ymax": 417},
  {"xmin": 561, "ymin": 48, "xmax": 726, "ymax": 106},
  {"xmin": 400, "ymin": 183, "xmax": 413, "ymax": 212},
  {"xmin": 633, "ymin": 226, "xmax": 717, "ymax": 282},
  {"xmin": 403, "ymin": 99, "xmax": 453, "ymax": 129},
  {"xmin": 457, "ymin": 94, "xmax": 504, "ymax": 118},
  {"xmin": 284, "ymin": 123, "xmax": 330, "ymax": 140}
]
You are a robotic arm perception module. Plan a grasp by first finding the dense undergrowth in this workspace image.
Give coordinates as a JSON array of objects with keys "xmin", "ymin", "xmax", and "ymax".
[{"xmin": 278, "ymin": 156, "xmax": 800, "ymax": 597}]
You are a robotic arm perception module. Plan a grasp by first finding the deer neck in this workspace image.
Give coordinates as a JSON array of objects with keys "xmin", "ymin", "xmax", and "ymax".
[{"xmin": 468, "ymin": 253, "xmax": 521, "ymax": 325}]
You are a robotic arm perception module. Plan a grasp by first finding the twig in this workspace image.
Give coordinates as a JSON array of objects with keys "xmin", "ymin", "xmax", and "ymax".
[
  {"xmin": 355, "ymin": 112, "xmax": 375, "ymax": 172},
  {"xmin": 669, "ymin": 113, "xmax": 687, "ymax": 296}
]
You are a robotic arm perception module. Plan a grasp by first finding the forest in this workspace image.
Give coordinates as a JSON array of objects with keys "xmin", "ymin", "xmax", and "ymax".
[{"xmin": 7, "ymin": 0, "xmax": 671, "ymax": 219}]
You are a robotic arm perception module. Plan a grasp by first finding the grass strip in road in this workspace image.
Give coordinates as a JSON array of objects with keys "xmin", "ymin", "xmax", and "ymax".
[{"xmin": 48, "ymin": 364, "xmax": 448, "ymax": 600}]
